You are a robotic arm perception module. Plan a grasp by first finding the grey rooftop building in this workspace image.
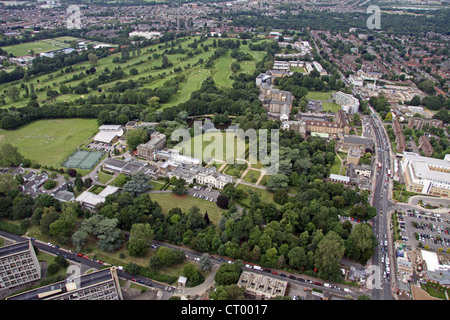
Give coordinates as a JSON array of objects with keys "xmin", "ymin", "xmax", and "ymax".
[
  {"xmin": 0, "ymin": 241, "xmax": 41, "ymax": 290},
  {"xmin": 7, "ymin": 267, "xmax": 123, "ymax": 300}
]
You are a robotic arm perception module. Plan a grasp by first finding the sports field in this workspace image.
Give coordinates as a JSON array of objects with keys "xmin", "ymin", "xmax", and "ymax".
[
  {"xmin": 2, "ymin": 39, "xmax": 71, "ymax": 57},
  {"xmin": 62, "ymin": 150, "xmax": 104, "ymax": 169},
  {"xmin": 0, "ymin": 118, "xmax": 99, "ymax": 167}
]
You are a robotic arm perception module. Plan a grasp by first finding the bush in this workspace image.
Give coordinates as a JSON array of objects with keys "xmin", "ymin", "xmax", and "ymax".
[
  {"xmin": 47, "ymin": 263, "xmax": 60, "ymax": 275},
  {"xmin": 216, "ymin": 194, "xmax": 229, "ymax": 209},
  {"xmin": 43, "ymin": 180, "xmax": 58, "ymax": 190}
]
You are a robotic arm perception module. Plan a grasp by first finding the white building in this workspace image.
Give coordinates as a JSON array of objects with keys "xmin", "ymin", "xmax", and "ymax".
[
  {"xmin": 312, "ymin": 61, "xmax": 327, "ymax": 76},
  {"xmin": 94, "ymin": 125, "xmax": 124, "ymax": 144},
  {"xmin": 76, "ymin": 185, "xmax": 120, "ymax": 209},
  {"xmin": 129, "ymin": 31, "xmax": 162, "ymax": 39},
  {"xmin": 401, "ymin": 152, "xmax": 450, "ymax": 197},
  {"xmin": 334, "ymin": 91, "xmax": 360, "ymax": 114}
]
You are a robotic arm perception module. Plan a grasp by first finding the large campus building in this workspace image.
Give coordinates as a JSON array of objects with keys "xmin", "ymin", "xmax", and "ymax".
[
  {"xmin": 7, "ymin": 267, "xmax": 123, "ymax": 300},
  {"xmin": 136, "ymin": 132, "xmax": 167, "ymax": 160},
  {"xmin": 0, "ymin": 241, "xmax": 41, "ymax": 290},
  {"xmin": 334, "ymin": 91, "xmax": 360, "ymax": 114},
  {"xmin": 401, "ymin": 152, "xmax": 450, "ymax": 197},
  {"xmin": 94, "ymin": 124, "xmax": 124, "ymax": 144}
]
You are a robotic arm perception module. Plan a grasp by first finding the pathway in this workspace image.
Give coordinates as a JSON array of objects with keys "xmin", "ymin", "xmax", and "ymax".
[{"xmin": 173, "ymin": 264, "xmax": 219, "ymax": 298}]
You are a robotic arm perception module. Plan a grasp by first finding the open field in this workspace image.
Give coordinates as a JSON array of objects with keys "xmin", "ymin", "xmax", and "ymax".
[
  {"xmin": 149, "ymin": 192, "xmax": 225, "ymax": 226},
  {"xmin": 323, "ymin": 101, "xmax": 342, "ymax": 113},
  {"xmin": 0, "ymin": 36, "xmax": 270, "ymax": 111},
  {"xmin": 2, "ymin": 40, "xmax": 71, "ymax": 56},
  {"xmin": 306, "ymin": 90, "xmax": 335, "ymax": 101},
  {"xmin": 173, "ymin": 131, "xmax": 249, "ymax": 163},
  {"xmin": 0, "ymin": 118, "xmax": 99, "ymax": 167}
]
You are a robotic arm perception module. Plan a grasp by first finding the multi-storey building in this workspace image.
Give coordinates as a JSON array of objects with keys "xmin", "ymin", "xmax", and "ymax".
[
  {"xmin": 0, "ymin": 241, "xmax": 41, "ymax": 290},
  {"xmin": 7, "ymin": 267, "xmax": 123, "ymax": 300},
  {"xmin": 136, "ymin": 132, "xmax": 167, "ymax": 160},
  {"xmin": 419, "ymin": 135, "xmax": 434, "ymax": 157},
  {"xmin": 401, "ymin": 152, "xmax": 450, "ymax": 197},
  {"xmin": 407, "ymin": 118, "xmax": 444, "ymax": 130},
  {"xmin": 393, "ymin": 119, "xmax": 406, "ymax": 153}
]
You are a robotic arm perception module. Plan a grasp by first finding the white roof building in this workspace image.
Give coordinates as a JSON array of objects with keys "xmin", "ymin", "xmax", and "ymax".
[
  {"xmin": 94, "ymin": 125, "xmax": 123, "ymax": 144},
  {"xmin": 76, "ymin": 186, "xmax": 119, "ymax": 209},
  {"xmin": 401, "ymin": 152, "xmax": 450, "ymax": 196}
]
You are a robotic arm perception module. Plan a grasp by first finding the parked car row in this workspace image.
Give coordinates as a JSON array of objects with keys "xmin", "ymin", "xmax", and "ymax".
[
  {"xmin": 242, "ymin": 263, "xmax": 353, "ymax": 293},
  {"xmin": 193, "ymin": 193, "xmax": 215, "ymax": 202}
]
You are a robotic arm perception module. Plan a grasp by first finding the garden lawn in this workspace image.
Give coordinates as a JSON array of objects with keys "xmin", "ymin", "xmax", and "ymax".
[
  {"xmin": 306, "ymin": 90, "xmax": 335, "ymax": 101},
  {"xmin": 0, "ymin": 118, "xmax": 99, "ymax": 168},
  {"xmin": 149, "ymin": 192, "xmax": 226, "ymax": 226}
]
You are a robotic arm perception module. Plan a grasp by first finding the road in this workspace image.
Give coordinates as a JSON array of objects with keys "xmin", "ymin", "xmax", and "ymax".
[{"xmin": 367, "ymin": 107, "xmax": 396, "ymax": 300}]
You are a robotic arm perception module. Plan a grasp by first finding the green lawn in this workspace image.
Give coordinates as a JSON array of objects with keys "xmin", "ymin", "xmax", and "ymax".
[
  {"xmin": 330, "ymin": 155, "xmax": 342, "ymax": 175},
  {"xmin": 306, "ymin": 90, "xmax": 335, "ymax": 101},
  {"xmin": 173, "ymin": 131, "xmax": 248, "ymax": 163},
  {"xmin": 0, "ymin": 118, "xmax": 99, "ymax": 167},
  {"xmin": 2, "ymin": 40, "xmax": 70, "ymax": 56},
  {"xmin": 1, "ymin": 36, "xmax": 271, "ymax": 112},
  {"xmin": 243, "ymin": 169, "xmax": 262, "ymax": 183},
  {"xmin": 322, "ymin": 102, "xmax": 342, "ymax": 114},
  {"xmin": 149, "ymin": 192, "xmax": 226, "ymax": 226},
  {"xmin": 236, "ymin": 184, "xmax": 281, "ymax": 209},
  {"xmin": 97, "ymin": 171, "xmax": 114, "ymax": 184}
]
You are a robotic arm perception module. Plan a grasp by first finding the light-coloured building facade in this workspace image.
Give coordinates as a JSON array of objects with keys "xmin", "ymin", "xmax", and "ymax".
[
  {"xmin": 0, "ymin": 241, "xmax": 41, "ymax": 290},
  {"xmin": 8, "ymin": 267, "xmax": 123, "ymax": 300},
  {"xmin": 401, "ymin": 152, "xmax": 450, "ymax": 197}
]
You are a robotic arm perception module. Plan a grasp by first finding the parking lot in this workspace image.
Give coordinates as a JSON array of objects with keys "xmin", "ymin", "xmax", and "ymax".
[
  {"xmin": 87, "ymin": 141, "xmax": 114, "ymax": 152},
  {"xmin": 187, "ymin": 186, "xmax": 220, "ymax": 202},
  {"xmin": 398, "ymin": 209, "xmax": 450, "ymax": 251}
]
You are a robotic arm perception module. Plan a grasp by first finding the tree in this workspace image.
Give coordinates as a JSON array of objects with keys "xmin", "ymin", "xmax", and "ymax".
[
  {"xmin": 123, "ymin": 171, "xmax": 152, "ymax": 197},
  {"xmin": 214, "ymin": 263, "xmax": 242, "ymax": 286},
  {"xmin": 287, "ymin": 246, "xmax": 307, "ymax": 270},
  {"xmin": 126, "ymin": 128, "xmax": 148, "ymax": 151},
  {"xmin": 0, "ymin": 143, "xmax": 25, "ymax": 167},
  {"xmin": 345, "ymin": 223, "xmax": 377, "ymax": 264},
  {"xmin": 88, "ymin": 53, "xmax": 98, "ymax": 66},
  {"xmin": 0, "ymin": 173, "xmax": 19, "ymax": 195},
  {"xmin": 128, "ymin": 238, "xmax": 148, "ymax": 257},
  {"xmin": 314, "ymin": 231, "xmax": 345, "ymax": 281},
  {"xmin": 209, "ymin": 284, "xmax": 246, "ymax": 300},
  {"xmin": 6, "ymin": 86, "xmax": 20, "ymax": 101},
  {"xmin": 199, "ymin": 253, "xmax": 213, "ymax": 272},
  {"xmin": 172, "ymin": 177, "xmax": 187, "ymax": 196},
  {"xmin": 273, "ymin": 189, "xmax": 288, "ymax": 205},
  {"xmin": 183, "ymin": 263, "xmax": 200, "ymax": 286},
  {"xmin": 265, "ymin": 174, "xmax": 289, "ymax": 192},
  {"xmin": 216, "ymin": 194, "xmax": 229, "ymax": 209},
  {"xmin": 128, "ymin": 223, "xmax": 153, "ymax": 256}
]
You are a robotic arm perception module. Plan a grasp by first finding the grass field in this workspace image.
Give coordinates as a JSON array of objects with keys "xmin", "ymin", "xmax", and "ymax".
[
  {"xmin": 323, "ymin": 101, "xmax": 342, "ymax": 113},
  {"xmin": 173, "ymin": 131, "xmax": 248, "ymax": 163},
  {"xmin": 0, "ymin": 118, "xmax": 99, "ymax": 167},
  {"xmin": 2, "ymin": 40, "xmax": 70, "ymax": 56},
  {"xmin": 236, "ymin": 184, "xmax": 282, "ymax": 209},
  {"xmin": 149, "ymin": 192, "xmax": 226, "ymax": 226},
  {"xmin": 306, "ymin": 90, "xmax": 335, "ymax": 101},
  {"xmin": 0, "ymin": 36, "xmax": 271, "ymax": 111}
]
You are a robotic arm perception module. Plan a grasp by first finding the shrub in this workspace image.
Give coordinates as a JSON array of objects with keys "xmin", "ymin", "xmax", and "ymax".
[{"xmin": 43, "ymin": 180, "xmax": 58, "ymax": 190}]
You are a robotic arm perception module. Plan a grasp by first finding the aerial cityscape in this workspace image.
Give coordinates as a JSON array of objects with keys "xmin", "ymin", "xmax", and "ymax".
[{"xmin": 0, "ymin": 0, "xmax": 449, "ymax": 308}]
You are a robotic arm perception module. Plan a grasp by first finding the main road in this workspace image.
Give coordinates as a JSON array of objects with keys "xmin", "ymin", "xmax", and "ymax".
[{"xmin": 368, "ymin": 106, "xmax": 396, "ymax": 300}]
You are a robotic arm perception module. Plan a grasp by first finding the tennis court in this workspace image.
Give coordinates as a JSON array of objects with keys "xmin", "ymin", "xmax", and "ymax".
[{"xmin": 62, "ymin": 150, "xmax": 104, "ymax": 169}]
